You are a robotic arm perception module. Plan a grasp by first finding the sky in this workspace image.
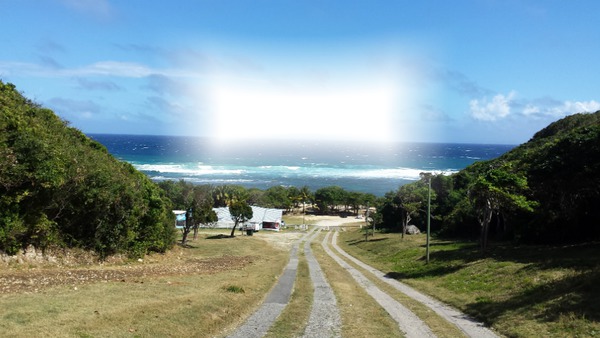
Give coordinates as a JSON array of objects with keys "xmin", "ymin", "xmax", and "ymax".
[{"xmin": 1, "ymin": 0, "xmax": 599, "ymax": 145}]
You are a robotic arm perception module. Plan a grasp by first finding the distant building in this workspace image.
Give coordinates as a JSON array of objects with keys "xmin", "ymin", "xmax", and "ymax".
[
  {"xmin": 212, "ymin": 206, "xmax": 284, "ymax": 231},
  {"xmin": 172, "ymin": 210, "xmax": 186, "ymax": 228}
]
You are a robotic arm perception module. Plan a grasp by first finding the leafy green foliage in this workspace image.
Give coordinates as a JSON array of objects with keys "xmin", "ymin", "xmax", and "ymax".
[
  {"xmin": 229, "ymin": 200, "xmax": 253, "ymax": 237},
  {"xmin": 0, "ymin": 81, "xmax": 175, "ymax": 257},
  {"xmin": 158, "ymin": 181, "xmax": 216, "ymax": 245},
  {"xmin": 378, "ymin": 110, "xmax": 600, "ymax": 246},
  {"xmin": 314, "ymin": 186, "xmax": 347, "ymax": 213}
]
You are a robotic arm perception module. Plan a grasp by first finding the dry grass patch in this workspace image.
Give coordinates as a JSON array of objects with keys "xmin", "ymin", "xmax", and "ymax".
[
  {"xmin": 0, "ymin": 232, "xmax": 289, "ymax": 337},
  {"xmin": 311, "ymin": 232, "xmax": 403, "ymax": 338}
]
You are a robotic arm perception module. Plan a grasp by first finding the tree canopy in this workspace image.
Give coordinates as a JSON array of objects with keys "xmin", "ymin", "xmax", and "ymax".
[
  {"xmin": 0, "ymin": 81, "xmax": 176, "ymax": 257},
  {"xmin": 376, "ymin": 110, "xmax": 600, "ymax": 246}
]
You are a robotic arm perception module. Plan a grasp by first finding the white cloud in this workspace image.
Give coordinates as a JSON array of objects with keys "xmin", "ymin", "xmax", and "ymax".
[
  {"xmin": 522, "ymin": 104, "xmax": 540, "ymax": 116},
  {"xmin": 60, "ymin": 0, "xmax": 115, "ymax": 20},
  {"xmin": 547, "ymin": 100, "xmax": 600, "ymax": 116},
  {"xmin": 0, "ymin": 60, "xmax": 155, "ymax": 78},
  {"xmin": 469, "ymin": 91, "xmax": 516, "ymax": 121},
  {"xmin": 517, "ymin": 99, "xmax": 600, "ymax": 119}
]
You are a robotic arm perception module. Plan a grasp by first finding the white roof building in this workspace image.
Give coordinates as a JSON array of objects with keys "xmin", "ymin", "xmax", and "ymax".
[{"xmin": 213, "ymin": 206, "xmax": 283, "ymax": 231}]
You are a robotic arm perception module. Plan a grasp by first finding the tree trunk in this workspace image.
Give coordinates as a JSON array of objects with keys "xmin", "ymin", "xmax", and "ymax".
[
  {"xmin": 230, "ymin": 221, "xmax": 238, "ymax": 237},
  {"xmin": 181, "ymin": 230, "xmax": 189, "ymax": 246},
  {"xmin": 181, "ymin": 211, "xmax": 192, "ymax": 245},
  {"xmin": 401, "ymin": 212, "xmax": 411, "ymax": 240},
  {"xmin": 479, "ymin": 200, "xmax": 493, "ymax": 251}
]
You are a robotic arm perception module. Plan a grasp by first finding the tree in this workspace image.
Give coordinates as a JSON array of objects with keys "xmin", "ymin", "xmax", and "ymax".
[
  {"xmin": 298, "ymin": 185, "xmax": 312, "ymax": 216},
  {"xmin": 378, "ymin": 180, "xmax": 432, "ymax": 238},
  {"xmin": 264, "ymin": 186, "xmax": 291, "ymax": 210},
  {"xmin": 346, "ymin": 192, "xmax": 363, "ymax": 215},
  {"xmin": 0, "ymin": 81, "xmax": 176, "ymax": 257},
  {"xmin": 229, "ymin": 201, "xmax": 253, "ymax": 237},
  {"xmin": 314, "ymin": 186, "xmax": 345, "ymax": 214},
  {"xmin": 399, "ymin": 180, "xmax": 431, "ymax": 239},
  {"xmin": 189, "ymin": 185, "xmax": 217, "ymax": 242},
  {"xmin": 468, "ymin": 165, "xmax": 536, "ymax": 251}
]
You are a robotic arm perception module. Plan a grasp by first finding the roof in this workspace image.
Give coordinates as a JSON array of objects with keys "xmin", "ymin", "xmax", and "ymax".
[{"xmin": 213, "ymin": 206, "xmax": 283, "ymax": 225}]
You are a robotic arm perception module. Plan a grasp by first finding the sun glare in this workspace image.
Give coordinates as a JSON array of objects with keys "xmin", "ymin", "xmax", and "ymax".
[{"xmin": 210, "ymin": 81, "xmax": 402, "ymax": 143}]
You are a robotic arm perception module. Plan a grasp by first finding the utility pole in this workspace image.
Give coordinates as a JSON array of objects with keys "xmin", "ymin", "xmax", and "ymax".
[
  {"xmin": 426, "ymin": 175, "xmax": 431, "ymax": 264},
  {"xmin": 420, "ymin": 172, "xmax": 432, "ymax": 264}
]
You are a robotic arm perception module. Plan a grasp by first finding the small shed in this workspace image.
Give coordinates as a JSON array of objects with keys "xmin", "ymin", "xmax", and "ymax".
[{"xmin": 172, "ymin": 210, "xmax": 187, "ymax": 228}]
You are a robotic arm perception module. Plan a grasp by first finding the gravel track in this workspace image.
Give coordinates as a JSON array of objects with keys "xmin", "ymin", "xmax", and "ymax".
[
  {"xmin": 227, "ymin": 228, "xmax": 316, "ymax": 338},
  {"xmin": 330, "ymin": 231, "xmax": 499, "ymax": 338},
  {"xmin": 321, "ymin": 230, "xmax": 436, "ymax": 338},
  {"xmin": 302, "ymin": 229, "xmax": 342, "ymax": 338}
]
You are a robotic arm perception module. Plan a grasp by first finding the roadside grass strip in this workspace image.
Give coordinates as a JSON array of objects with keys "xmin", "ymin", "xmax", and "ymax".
[
  {"xmin": 228, "ymin": 228, "xmax": 317, "ymax": 338},
  {"xmin": 331, "ymin": 231, "xmax": 499, "ymax": 338},
  {"xmin": 264, "ymin": 252, "xmax": 313, "ymax": 338},
  {"xmin": 328, "ymin": 238, "xmax": 465, "ymax": 338},
  {"xmin": 302, "ymin": 228, "xmax": 342, "ymax": 337},
  {"xmin": 311, "ymin": 232, "xmax": 404, "ymax": 338},
  {"xmin": 330, "ymin": 231, "xmax": 498, "ymax": 337},
  {"xmin": 321, "ymin": 230, "xmax": 435, "ymax": 338}
]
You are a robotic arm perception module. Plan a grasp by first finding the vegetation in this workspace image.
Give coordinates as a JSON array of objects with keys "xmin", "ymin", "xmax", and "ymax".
[
  {"xmin": 0, "ymin": 230, "xmax": 289, "ymax": 337},
  {"xmin": 229, "ymin": 200, "xmax": 253, "ymax": 237},
  {"xmin": 376, "ymin": 110, "xmax": 600, "ymax": 247},
  {"xmin": 157, "ymin": 181, "xmax": 217, "ymax": 245},
  {"xmin": 338, "ymin": 228, "xmax": 600, "ymax": 337},
  {"xmin": 0, "ymin": 81, "xmax": 175, "ymax": 257}
]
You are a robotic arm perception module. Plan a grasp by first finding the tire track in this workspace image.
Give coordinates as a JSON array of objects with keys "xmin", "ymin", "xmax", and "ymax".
[
  {"xmin": 228, "ymin": 228, "xmax": 316, "ymax": 338},
  {"xmin": 302, "ymin": 229, "xmax": 341, "ymax": 338},
  {"xmin": 321, "ymin": 230, "xmax": 436, "ymax": 338},
  {"xmin": 330, "ymin": 231, "xmax": 499, "ymax": 338}
]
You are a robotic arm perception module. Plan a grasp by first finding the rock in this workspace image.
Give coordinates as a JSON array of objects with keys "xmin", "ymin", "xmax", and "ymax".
[
  {"xmin": 405, "ymin": 225, "xmax": 421, "ymax": 235},
  {"xmin": 24, "ymin": 245, "xmax": 37, "ymax": 259}
]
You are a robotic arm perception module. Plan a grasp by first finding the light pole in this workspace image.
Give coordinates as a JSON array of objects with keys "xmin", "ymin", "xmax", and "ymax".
[
  {"xmin": 426, "ymin": 175, "xmax": 431, "ymax": 264},
  {"xmin": 302, "ymin": 201, "xmax": 306, "ymax": 230},
  {"xmin": 420, "ymin": 172, "xmax": 432, "ymax": 264}
]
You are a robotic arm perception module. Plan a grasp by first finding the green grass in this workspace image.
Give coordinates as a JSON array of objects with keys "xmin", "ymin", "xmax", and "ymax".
[
  {"xmin": 337, "ymin": 229, "xmax": 600, "ymax": 337},
  {"xmin": 0, "ymin": 231, "xmax": 289, "ymax": 338},
  {"xmin": 312, "ymin": 232, "xmax": 404, "ymax": 338}
]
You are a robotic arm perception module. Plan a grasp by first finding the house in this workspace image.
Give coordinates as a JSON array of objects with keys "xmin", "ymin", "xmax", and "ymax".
[{"xmin": 212, "ymin": 206, "xmax": 284, "ymax": 231}]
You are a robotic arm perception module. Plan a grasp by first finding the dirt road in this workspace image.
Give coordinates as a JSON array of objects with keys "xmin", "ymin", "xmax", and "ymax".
[{"xmin": 231, "ymin": 216, "xmax": 498, "ymax": 337}]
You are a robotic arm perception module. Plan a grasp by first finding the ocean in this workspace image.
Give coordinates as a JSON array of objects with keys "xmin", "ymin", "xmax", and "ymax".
[{"xmin": 90, "ymin": 134, "xmax": 515, "ymax": 196}]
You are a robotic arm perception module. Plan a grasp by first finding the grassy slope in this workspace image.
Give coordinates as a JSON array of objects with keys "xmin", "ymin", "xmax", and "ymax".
[
  {"xmin": 0, "ymin": 230, "xmax": 288, "ymax": 338},
  {"xmin": 337, "ymin": 229, "xmax": 600, "ymax": 338}
]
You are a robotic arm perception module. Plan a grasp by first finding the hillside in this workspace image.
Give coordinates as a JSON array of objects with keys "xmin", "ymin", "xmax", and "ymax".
[
  {"xmin": 496, "ymin": 111, "xmax": 600, "ymax": 242},
  {"xmin": 379, "ymin": 110, "xmax": 600, "ymax": 245},
  {"xmin": 0, "ymin": 81, "xmax": 175, "ymax": 257}
]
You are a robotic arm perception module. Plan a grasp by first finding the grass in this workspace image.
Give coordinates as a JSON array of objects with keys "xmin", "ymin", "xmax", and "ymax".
[
  {"xmin": 0, "ymin": 230, "xmax": 289, "ymax": 337},
  {"xmin": 337, "ymin": 228, "xmax": 600, "ymax": 337},
  {"xmin": 328, "ymin": 235, "xmax": 466, "ymax": 337}
]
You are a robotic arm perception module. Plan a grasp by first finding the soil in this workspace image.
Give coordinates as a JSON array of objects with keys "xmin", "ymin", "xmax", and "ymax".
[
  {"xmin": 0, "ymin": 216, "xmax": 361, "ymax": 296},
  {"xmin": 0, "ymin": 253, "xmax": 255, "ymax": 294}
]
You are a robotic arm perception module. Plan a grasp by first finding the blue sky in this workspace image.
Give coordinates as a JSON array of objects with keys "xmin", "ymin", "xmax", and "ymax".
[{"xmin": 1, "ymin": 0, "xmax": 599, "ymax": 144}]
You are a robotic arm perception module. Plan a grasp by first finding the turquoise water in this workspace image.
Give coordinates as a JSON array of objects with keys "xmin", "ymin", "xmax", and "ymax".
[{"xmin": 91, "ymin": 134, "xmax": 515, "ymax": 196}]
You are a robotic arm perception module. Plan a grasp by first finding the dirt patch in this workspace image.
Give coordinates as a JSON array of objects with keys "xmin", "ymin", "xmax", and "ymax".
[
  {"xmin": 0, "ymin": 255, "xmax": 255, "ymax": 294},
  {"xmin": 256, "ymin": 231, "xmax": 306, "ymax": 250}
]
